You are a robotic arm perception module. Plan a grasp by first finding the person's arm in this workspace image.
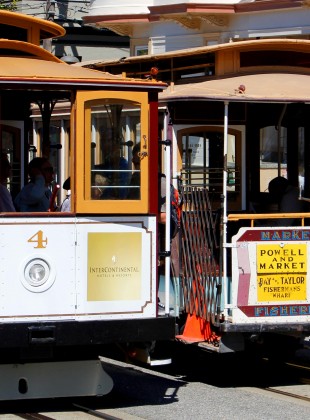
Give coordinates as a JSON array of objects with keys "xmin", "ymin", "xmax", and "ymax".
[
  {"xmin": 0, "ymin": 186, "xmax": 15, "ymax": 212},
  {"xmin": 160, "ymin": 212, "xmax": 166, "ymax": 224}
]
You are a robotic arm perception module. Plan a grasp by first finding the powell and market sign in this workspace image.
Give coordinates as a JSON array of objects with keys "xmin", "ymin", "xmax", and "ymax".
[{"xmin": 234, "ymin": 229, "xmax": 310, "ymax": 318}]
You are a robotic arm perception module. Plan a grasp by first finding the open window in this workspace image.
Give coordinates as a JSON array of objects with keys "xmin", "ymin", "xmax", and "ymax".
[
  {"xmin": 178, "ymin": 126, "xmax": 242, "ymax": 211},
  {"xmin": 0, "ymin": 122, "xmax": 22, "ymax": 201}
]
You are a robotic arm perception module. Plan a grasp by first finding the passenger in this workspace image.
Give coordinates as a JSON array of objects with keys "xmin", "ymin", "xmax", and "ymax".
[
  {"xmin": 268, "ymin": 176, "xmax": 306, "ymax": 226},
  {"xmin": 60, "ymin": 177, "xmax": 71, "ymax": 212},
  {"xmin": 101, "ymin": 134, "xmax": 130, "ymax": 199},
  {"xmin": 0, "ymin": 153, "xmax": 15, "ymax": 212},
  {"xmin": 127, "ymin": 142, "xmax": 140, "ymax": 199},
  {"xmin": 14, "ymin": 157, "xmax": 54, "ymax": 212}
]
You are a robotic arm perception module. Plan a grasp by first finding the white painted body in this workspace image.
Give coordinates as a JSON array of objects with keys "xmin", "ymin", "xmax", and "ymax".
[{"xmin": 0, "ymin": 216, "xmax": 157, "ymax": 321}]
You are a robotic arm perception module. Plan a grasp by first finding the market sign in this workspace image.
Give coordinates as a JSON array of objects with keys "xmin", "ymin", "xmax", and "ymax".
[
  {"xmin": 256, "ymin": 244, "xmax": 307, "ymax": 301},
  {"xmin": 232, "ymin": 228, "xmax": 310, "ymax": 319}
]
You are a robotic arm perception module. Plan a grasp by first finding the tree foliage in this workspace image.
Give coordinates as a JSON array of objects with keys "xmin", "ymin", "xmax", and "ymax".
[{"xmin": 0, "ymin": 0, "xmax": 20, "ymax": 11}]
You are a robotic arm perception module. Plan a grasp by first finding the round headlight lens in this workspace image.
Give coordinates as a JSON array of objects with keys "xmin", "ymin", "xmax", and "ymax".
[
  {"xmin": 29, "ymin": 264, "xmax": 46, "ymax": 284},
  {"xmin": 25, "ymin": 259, "xmax": 50, "ymax": 287}
]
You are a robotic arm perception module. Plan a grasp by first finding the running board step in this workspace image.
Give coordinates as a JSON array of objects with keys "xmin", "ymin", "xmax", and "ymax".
[{"xmin": 0, "ymin": 359, "xmax": 113, "ymax": 400}]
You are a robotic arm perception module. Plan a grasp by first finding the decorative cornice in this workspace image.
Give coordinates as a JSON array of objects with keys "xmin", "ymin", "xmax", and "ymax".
[
  {"xmin": 160, "ymin": 15, "xmax": 201, "ymax": 30},
  {"xmin": 97, "ymin": 23, "xmax": 133, "ymax": 37},
  {"xmin": 160, "ymin": 13, "xmax": 228, "ymax": 29},
  {"xmin": 199, "ymin": 14, "xmax": 228, "ymax": 27}
]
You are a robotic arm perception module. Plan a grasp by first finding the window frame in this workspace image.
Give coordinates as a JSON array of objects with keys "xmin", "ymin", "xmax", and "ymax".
[{"xmin": 75, "ymin": 90, "xmax": 149, "ymax": 214}]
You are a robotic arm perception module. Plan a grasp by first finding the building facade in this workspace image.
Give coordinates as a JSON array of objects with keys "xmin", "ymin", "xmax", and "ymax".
[
  {"xmin": 84, "ymin": 0, "xmax": 310, "ymax": 55},
  {"xmin": 17, "ymin": 0, "xmax": 129, "ymax": 62}
]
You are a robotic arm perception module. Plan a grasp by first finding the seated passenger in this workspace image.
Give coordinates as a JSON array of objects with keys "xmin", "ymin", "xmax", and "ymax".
[
  {"xmin": 0, "ymin": 153, "xmax": 15, "ymax": 212},
  {"xmin": 60, "ymin": 177, "xmax": 71, "ymax": 212},
  {"xmin": 100, "ymin": 134, "xmax": 130, "ymax": 199},
  {"xmin": 14, "ymin": 157, "xmax": 54, "ymax": 212},
  {"xmin": 268, "ymin": 176, "xmax": 306, "ymax": 226}
]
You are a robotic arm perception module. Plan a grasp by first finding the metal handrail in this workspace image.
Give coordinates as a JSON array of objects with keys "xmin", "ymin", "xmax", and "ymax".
[{"xmin": 227, "ymin": 212, "xmax": 310, "ymax": 227}]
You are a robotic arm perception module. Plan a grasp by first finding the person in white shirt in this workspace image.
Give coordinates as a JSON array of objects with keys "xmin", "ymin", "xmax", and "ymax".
[{"xmin": 60, "ymin": 177, "xmax": 71, "ymax": 212}]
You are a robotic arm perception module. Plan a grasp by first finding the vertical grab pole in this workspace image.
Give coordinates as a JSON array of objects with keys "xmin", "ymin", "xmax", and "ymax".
[
  {"xmin": 222, "ymin": 101, "xmax": 229, "ymax": 317},
  {"xmin": 165, "ymin": 141, "xmax": 171, "ymax": 315}
]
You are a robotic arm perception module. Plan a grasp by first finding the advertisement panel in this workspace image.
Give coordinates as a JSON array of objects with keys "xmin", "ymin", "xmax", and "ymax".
[{"xmin": 231, "ymin": 228, "xmax": 310, "ymax": 322}]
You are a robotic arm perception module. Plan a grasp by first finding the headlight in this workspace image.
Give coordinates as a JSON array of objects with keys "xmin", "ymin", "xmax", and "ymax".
[
  {"xmin": 21, "ymin": 256, "xmax": 56, "ymax": 293},
  {"xmin": 26, "ymin": 260, "xmax": 50, "ymax": 287}
]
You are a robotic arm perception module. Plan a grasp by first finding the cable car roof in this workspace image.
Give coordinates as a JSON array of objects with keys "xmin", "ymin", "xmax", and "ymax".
[
  {"xmin": 0, "ymin": 56, "xmax": 167, "ymax": 91},
  {"xmin": 160, "ymin": 73, "xmax": 310, "ymax": 103},
  {"xmin": 77, "ymin": 38, "xmax": 310, "ymax": 102}
]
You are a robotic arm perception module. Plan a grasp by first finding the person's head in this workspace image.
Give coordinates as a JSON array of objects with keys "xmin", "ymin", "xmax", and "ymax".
[
  {"xmin": 63, "ymin": 177, "xmax": 70, "ymax": 191},
  {"xmin": 28, "ymin": 157, "xmax": 54, "ymax": 185},
  {"xmin": 0, "ymin": 153, "xmax": 12, "ymax": 184},
  {"xmin": 268, "ymin": 176, "xmax": 289, "ymax": 202},
  {"xmin": 132, "ymin": 143, "xmax": 140, "ymax": 169}
]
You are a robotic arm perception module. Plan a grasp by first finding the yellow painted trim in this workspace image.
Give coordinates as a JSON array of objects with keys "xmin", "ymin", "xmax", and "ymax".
[
  {"xmin": 227, "ymin": 213, "xmax": 308, "ymax": 227},
  {"xmin": 69, "ymin": 92, "xmax": 76, "ymax": 212},
  {"xmin": 75, "ymin": 90, "xmax": 149, "ymax": 214}
]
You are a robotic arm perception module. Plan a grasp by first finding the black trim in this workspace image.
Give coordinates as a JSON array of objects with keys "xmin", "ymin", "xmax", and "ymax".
[
  {"xmin": 0, "ymin": 317, "xmax": 176, "ymax": 348},
  {"xmin": 220, "ymin": 321, "xmax": 310, "ymax": 333}
]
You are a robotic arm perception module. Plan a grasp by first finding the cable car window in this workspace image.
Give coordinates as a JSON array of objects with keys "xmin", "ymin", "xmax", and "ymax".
[
  {"xmin": 260, "ymin": 126, "xmax": 287, "ymax": 192},
  {"xmin": 0, "ymin": 123, "xmax": 21, "ymax": 201},
  {"xmin": 181, "ymin": 131, "xmax": 237, "ymax": 193},
  {"xmin": 298, "ymin": 127, "xmax": 305, "ymax": 195},
  {"xmin": 89, "ymin": 100, "xmax": 141, "ymax": 201}
]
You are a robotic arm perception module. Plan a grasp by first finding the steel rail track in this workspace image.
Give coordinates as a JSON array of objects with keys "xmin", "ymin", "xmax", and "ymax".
[
  {"xmin": 14, "ymin": 405, "xmax": 126, "ymax": 420},
  {"xmin": 263, "ymin": 358, "xmax": 310, "ymax": 403},
  {"xmin": 73, "ymin": 403, "xmax": 125, "ymax": 419},
  {"xmin": 265, "ymin": 387, "xmax": 310, "ymax": 403}
]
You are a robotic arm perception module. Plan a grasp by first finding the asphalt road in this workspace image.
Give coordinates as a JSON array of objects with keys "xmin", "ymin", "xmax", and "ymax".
[{"xmin": 0, "ymin": 343, "xmax": 309, "ymax": 419}]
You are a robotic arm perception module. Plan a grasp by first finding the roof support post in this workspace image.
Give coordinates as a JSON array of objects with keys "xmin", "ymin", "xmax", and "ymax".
[{"xmin": 221, "ymin": 100, "xmax": 229, "ymax": 317}]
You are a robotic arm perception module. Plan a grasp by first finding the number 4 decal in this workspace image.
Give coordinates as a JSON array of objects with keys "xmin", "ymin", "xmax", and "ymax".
[{"xmin": 28, "ymin": 230, "xmax": 48, "ymax": 248}]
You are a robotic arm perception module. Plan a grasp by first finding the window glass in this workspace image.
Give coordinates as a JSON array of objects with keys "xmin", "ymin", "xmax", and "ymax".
[
  {"xmin": 37, "ymin": 120, "xmax": 62, "ymax": 187},
  {"xmin": 260, "ymin": 126, "xmax": 287, "ymax": 192},
  {"xmin": 298, "ymin": 127, "xmax": 305, "ymax": 195},
  {"xmin": 182, "ymin": 131, "xmax": 237, "ymax": 193},
  {"xmin": 90, "ymin": 101, "xmax": 141, "ymax": 200}
]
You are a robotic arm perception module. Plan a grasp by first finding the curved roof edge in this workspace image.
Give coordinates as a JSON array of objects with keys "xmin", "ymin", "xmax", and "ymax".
[
  {"xmin": 160, "ymin": 73, "xmax": 310, "ymax": 103},
  {"xmin": 0, "ymin": 40, "xmax": 63, "ymax": 63},
  {"xmin": 0, "ymin": 56, "xmax": 167, "ymax": 91},
  {"xmin": 0, "ymin": 10, "xmax": 65, "ymax": 40},
  {"xmin": 77, "ymin": 38, "xmax": 310, "ymax": 68}
]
